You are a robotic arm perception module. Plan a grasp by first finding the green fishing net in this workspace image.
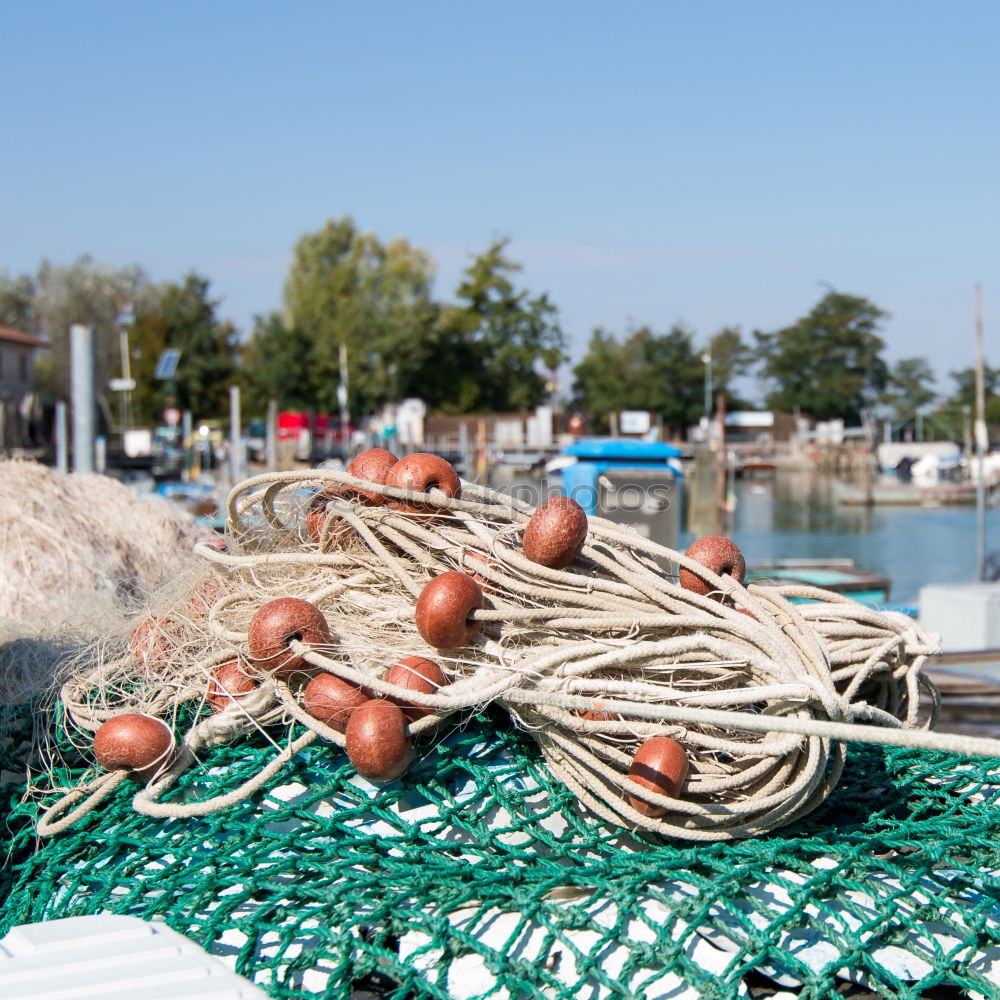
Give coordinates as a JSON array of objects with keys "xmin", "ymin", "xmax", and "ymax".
[{"xmin": 2, "ymin": 704, "xmax": 999, "ymax": 999}]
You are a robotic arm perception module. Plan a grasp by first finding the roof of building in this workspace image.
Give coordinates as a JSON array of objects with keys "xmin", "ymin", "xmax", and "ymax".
[{"xmin": 0, "ymin": 325, "xmax": 47, "ymax": 348}]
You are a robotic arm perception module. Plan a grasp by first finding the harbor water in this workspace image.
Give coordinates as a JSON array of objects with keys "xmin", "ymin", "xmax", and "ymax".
[
  {"xmin": 492, "ymin": 467, "xmax": 998, "ymax": 610},
  {"xmin": 726, "ymin": 470, "xmax": 1000, "ymax": 609}
]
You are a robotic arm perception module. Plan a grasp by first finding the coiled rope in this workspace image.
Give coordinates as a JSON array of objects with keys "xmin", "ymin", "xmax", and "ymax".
[{"xmin": 35, "ymin": 466, "xmax": 995, "ymax": 842}]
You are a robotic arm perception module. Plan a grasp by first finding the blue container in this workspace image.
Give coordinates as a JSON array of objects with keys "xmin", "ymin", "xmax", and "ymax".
[{"xmin": 553, "ymin": 438, "xmax": 684, "ymax": 547}]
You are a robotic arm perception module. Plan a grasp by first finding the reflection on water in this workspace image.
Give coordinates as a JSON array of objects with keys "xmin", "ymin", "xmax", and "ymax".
[
  {"xmin": 490, "ymin": 468, "xmax": 998, "ymax": 607},
  {"xmin": 726, "ymin": 470, "xmax": 999, "ymax": 606}
]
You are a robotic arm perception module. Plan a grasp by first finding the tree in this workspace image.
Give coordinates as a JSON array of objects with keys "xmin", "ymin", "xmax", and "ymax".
[
  {"xmin": 943, "ymin": 365, "xmax": 1000, "ymax": 409},
  {"xmin": 621, "ymin": 324, "xmax": 704, "ymax": 432},
  {"xmin": 879, "ymin": 357, "xmax": 937, "ymax": 428},
  {"xmin": 0, "ymin": 271, "xmax": 38, "ymax": 332},
  {"xmin": 25, "ymin": 258, "xmax": 153, "ymax": 420},
  {"xmin": 240, "ymin": 312, "xmax": 317, "ymax": 415},
  {"xmin": 401, "ymin": 305, "xmax": 487, "ymax": 414},
  {"xmin": 132, "ymin": 274, "xmax": 237, "ymax": 421},
  {"xmin": 704, "ymin": 326, "xmax": 754, "ymax": 408},
  {"xmin": 453, "ymin": 239, "xmax": 566, "ymax": 412},
  {"xmin": 941, "ymin": 365, "xmax": 1000, "ymax": 428},
  {"xmin": 571, "ymin": 328, "xmax": 628, "ymax": 429},
  {"xmin": 284, "ymin": 217, "xmax": 437, "ymax": 416},
  {"xmin": 754, "ymin": 291, "xmax": 889, "ymax": 423},
  {"xmin": 571, "ymin": 323, "xmax": 705, "ymax": 434}
]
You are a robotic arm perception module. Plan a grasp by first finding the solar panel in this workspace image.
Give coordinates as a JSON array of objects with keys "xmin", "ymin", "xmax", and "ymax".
[{"xmin": 154, "ymin": 349, "xmax": 181, "ymax": 380}]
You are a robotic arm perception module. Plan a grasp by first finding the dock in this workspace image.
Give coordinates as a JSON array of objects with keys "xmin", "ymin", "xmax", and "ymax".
[{"xmin": 924, "ymin": 653, "xmax": 1000, "ymax": 736}]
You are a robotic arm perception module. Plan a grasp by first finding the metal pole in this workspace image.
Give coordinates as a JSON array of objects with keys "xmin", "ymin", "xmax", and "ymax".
[
  {"xmin": 54, "ymin": 401, "xmax": 68, "ymax": 473},
  {"xmin": 338, "ymin": 343, "xmax": 350, "ymax": 441},
  {"xmin": 229, "ymin": 385, "xmax": 242, "ymax": 485},
  {"xmin": 70, "ymin": 323, "xmax": 95, "ymax": 474},
  {"xmin": 182, "ymin": 410, "xmax": 193, "ymax": 483},
  {"xmin": 974, "ymin": 286, "xmax": 987, "ymax": 580},
  {"xmin": 266, "ymin": 398, "xmax": 278, "ymax": 469}
]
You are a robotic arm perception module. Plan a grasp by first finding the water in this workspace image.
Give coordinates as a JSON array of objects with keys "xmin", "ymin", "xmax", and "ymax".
[
  {"xmin": 705, "ymin": 471, "xmax": 999, "ymax": 607},
  {"xmin": 492, "ymin": 467, "xmax": 998, "ymax": 609}
]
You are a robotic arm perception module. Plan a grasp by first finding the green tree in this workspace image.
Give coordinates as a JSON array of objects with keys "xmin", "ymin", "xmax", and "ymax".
[
  {"xmin": 944, "ymin": 365, "xmax": 1000, "ymax": 408},
  {"xmin": 571, "ymin": 327, "xmax": 628, "ymax": 429},
  {"xmin": 879, "ymin": 357, "xmax": 937, "ymax": 428},
  {"xmin": 622, "ymin": 324, "xmax": 704, "ymax": 432},
  {"xmin": 704, "ymin": 326, "xmax": 754, "ymax": 408},
  {"xmin": 284, "ymin": 217, "xmax": 437, "ymax": 416},
  {"xmin": 571, "ymin": 323, "xmax": 705, "ymax": 434},
  {"xmin": 754, "ymin": 291, "xmax": 889, "ymax": 422},
  {"xmin": 401, "ymin": 305, "xmax": 486, "ymax": 414},
  {"xmin": 941, "ymin": 365, "xmax": 1000, "ymax": 428},
  {"xmin": 453, "ymin": 239, "xmax": 566, "ymax": 412},
  {"xmin": 240, "ymin": 312, "xmax": 317, "ymax": 414},
  {"xmin": 137, "ymin": 274, "xmax": 237, "ymax": 420}
]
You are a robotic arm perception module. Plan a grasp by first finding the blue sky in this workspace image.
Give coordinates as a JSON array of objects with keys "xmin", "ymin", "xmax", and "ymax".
[{"xmin": 2, "ymin": 1, "xmax": 998, "ymax": 397}]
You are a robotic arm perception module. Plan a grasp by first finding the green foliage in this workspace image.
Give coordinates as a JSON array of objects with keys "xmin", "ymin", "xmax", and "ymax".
[
  {"xmin": 705, "ymin": 326, "xmax": 753, "ymax": 407},
  {"xmin": 451, "ymin": 239, "xmax": 566, "ymax": 412},
  {"xmin": 879, "ymin": 357, "xmax": 938, "ymax": 426},
  {"xmin": 939, "ymin": 364, "xmax": 1000, "ymax": 430},
  {"xmin": 239, "ymin": 313, "xmax": 317, "ymax": 415},
  {"xmin": 283, "ymin": 217, "xmax": 437, "ymax": 416},
  {"xmin": 401, "ymin": 305, "xmax": 486, "ymax": 414},
  {"xmin": 570, "ymin": 328, "xmax": 629, "ymax": 431},
  {"xmin": 135, "ymin": 274, "xmax": 237, "ymax": 421},
  {"xmin": 944, "ymin": 365, "xmax": 1000, "ymax": 408},
  {"xmin": 571, "ymin": 324, "xmax": 706, "ymax": 433},
  {"xmin": 754, "ymin": 291, "xmax": 888, "ymax": 423}
]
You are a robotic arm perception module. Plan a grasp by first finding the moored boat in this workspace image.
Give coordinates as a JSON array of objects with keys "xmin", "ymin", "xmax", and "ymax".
[{"xmin": 747, "ymin": 557, "xmax": 891, "ymax": 606}]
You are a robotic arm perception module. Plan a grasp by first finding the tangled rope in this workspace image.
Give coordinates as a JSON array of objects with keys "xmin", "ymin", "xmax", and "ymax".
[{"xmin": 31, "ymin": 460, "xmax": 1000, "ymax": 842}]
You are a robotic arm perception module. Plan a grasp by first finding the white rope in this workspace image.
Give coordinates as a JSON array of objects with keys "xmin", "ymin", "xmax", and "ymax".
[{"xmin": 31, "ymin": 465, "xmax": 966, "ymax": 842}]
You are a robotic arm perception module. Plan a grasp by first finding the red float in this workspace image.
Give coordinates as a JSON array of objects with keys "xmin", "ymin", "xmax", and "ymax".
[
  {"xmin": 94, "ymin": 713, "xmax": 175, "ymax": 779},
  {"xmin": 345, "ymin": 699, "xmax": 412, "ymax": 781},
  {"xmin": 522, "ymin": 496, "xmax": 588, "ymax": 569},
  {"xmin": 626, "ymin": 735, "xmax": 689, "ymax": 817},
  {"xmin": 678, "ymin": 535, "xmax": 746, "ymax": 598},
  {"xmin": 385, "ymin": 655, "xmax": 448, "ymax": 721},
  {"xmin": 247, "ymin": 597, "xmax": 332, "ymax": 675},
  {"xmin": 302, "ymin": 672, "xmax": 369, "ymax": 733},
  {"xmin": 386, "ymin": 453, "xmax": 461, "ymax": 516},
  {"xmin": 414, "ymin": 572, "xmax": 484, "ymax": 649},
  {"xmin": 207, "ymin": 658, "xmax": 258, "ymax": 712}
]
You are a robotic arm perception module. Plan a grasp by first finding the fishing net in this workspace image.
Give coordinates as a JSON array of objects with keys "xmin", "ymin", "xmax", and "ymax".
[
  {"xmin": 0, "ymin": 458, "xmax": 202, "ymax": 708},
  {"xmin": 2, "ymin": 460, "xmax": 999, "ymax": 998}
]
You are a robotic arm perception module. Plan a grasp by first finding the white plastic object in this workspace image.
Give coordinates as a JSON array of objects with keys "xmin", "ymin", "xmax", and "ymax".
[{"xmin": 0, "ymin": 914, "xmax": 268, "ymax": 999}]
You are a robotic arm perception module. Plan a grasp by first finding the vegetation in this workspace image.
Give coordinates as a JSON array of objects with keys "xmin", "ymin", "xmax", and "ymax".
[
  {"xmin": 571, "ymin": 324, "xmax": 751, "ymax": 433},
  {"xmin": 753, "ymin": 292, "xmax": 889, "ymax": 424},
  {"xmin": 2, "ymin": 229, "xmax": 985, "ymax": 439},
  {"xmin": 282, "ymin": 217, "xmax": 437, "ymax": 417}
]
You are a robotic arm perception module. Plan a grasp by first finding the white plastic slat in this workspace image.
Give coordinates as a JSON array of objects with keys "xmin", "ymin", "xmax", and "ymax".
[{"xmin": 0, "ymin": 915, "xmax": 269, "ymax": 999}]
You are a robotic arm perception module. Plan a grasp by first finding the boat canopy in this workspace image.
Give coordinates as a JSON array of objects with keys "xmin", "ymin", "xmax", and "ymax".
[{"xmin": 561, "ymin": 438, "xmax": 683, "ymax": 462}]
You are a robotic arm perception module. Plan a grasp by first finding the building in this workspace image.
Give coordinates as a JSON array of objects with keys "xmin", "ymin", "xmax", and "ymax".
[{"xmin": 0, "ymin": 324, "xmax": 46, "ymax": 398}]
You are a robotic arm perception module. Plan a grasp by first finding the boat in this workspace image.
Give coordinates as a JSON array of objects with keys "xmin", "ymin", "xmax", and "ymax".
[
  {"xmin": 746, "ymin": 557, "xmax": 891, "ymax": 607},
  {"xmin": 837, "ymin": 479, "xmax": 981, "ymax": 506}
]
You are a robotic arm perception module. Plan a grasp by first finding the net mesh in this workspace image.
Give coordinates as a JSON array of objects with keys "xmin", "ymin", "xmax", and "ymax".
[{"xmin": 3, "ymin": 702, "xmax": 1000, "ymax": 999}]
